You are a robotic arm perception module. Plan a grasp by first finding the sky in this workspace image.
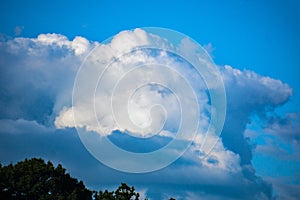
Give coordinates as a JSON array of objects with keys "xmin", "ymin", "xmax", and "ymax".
[{"xmin": 0, "ymin": 0, "xmax": 300, "ymax": 199}]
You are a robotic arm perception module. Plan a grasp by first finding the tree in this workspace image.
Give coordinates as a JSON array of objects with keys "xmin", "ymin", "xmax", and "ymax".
[
  {"xmin": 0, "ymin": 158, "xmax": 91, "ymax": 200},
  {"xmin": 95, "ymin": 183, "xmax": 140, "ymax": 200},
  {"xmin": 94, "ymin": 189, "xmax": 115, "ymax": 200},
  {"xmin": 0, "ymin": 158, "xmax": 175, "ymax": 200}
]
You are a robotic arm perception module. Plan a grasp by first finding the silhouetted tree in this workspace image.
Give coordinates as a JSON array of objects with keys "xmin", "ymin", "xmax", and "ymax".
[
  {"xmin": 0, "ymin": 158, "xmax": 175, "ymax": 200},
  {"xmin": 0, "ymin": 158, "xmax": 91, "ymax": 200},
  {"xmin": 95, "ymin": 183, "xmax": 140, "ymax": 200}
]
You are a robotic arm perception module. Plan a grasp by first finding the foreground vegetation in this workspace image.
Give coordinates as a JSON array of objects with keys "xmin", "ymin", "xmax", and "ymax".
[{"xmin": 0, "ymin": 158, "xmax": 175, "ymax": 200}]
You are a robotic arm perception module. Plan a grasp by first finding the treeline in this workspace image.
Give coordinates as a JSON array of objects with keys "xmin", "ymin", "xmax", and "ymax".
[{"xmin": 0, "ymin": 158, "xmax": 175, "ymax": 200}]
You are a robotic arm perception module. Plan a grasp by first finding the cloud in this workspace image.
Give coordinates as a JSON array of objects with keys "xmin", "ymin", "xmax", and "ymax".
[
  {"xmin": 267, "ymin": 177, "xmax": 300, "ymax": 200},
  {"xmin": 54, "ymin": 28, "xmax": 211, "ymax": 139},
  {"xmin": 202, "ymin": 42, "xmax": 215, "ymax": 57},
  {"xmin": 242, "ymin": 113, "xmax": 300, "ymax": 200},
  {"xmin": 0, "ymin": 33, "xmax": 97, "ymax": 125},
  {"xmin": 220, "ymin": 65, "xmax": 292, "ymax": 165},
  {"xmin": 36, "ymin": 33, "xmax": 93, "ymax": 56},
  {"xmin": 0, "ymin": 119, "xmax": 53, "ymax": 134},
  {"xmin": 0, "ymin": 29, "xmax": 297, "ymax": 199},
  {"xmin": 264, "ymin": 112, "xmax": 300, "ymax": 143},
  {"xmin": 0, "ymin": 121, "xmax": 271, "ymax": 200}
]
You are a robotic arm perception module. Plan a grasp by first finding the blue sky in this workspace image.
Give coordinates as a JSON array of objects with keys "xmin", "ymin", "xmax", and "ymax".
[
  {"xmin": 0, "ymin": 0, "xmax": 300, "ymax": 199},
  {"xmin": 1, "ymin": 0, "xmax": 299, "ymax": 111}
]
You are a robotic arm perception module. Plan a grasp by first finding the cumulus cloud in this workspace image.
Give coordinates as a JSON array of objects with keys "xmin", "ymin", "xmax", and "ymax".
[
  {"xmin": 55, "ymin": 28, "xmax": 210, "ymax": 139},
  {"xmin": 220, "ymin": 65, "xmax": 292, "ymax": 165},
  {"xmin": 0, "ymin": 33, "xmax": 97, "ymax": 125},
  {"xmin": 0, "ymin": 29, "xmax": 297, "ymax": 199},
  {"xmin": 36, "ymin": 33, "xmax": 93, "ymax": 56}
]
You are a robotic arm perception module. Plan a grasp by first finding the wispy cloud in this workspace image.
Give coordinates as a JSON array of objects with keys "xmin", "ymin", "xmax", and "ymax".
[{"xmin": 14, "ymin": 26, "xmax": 24, "ymax": 36}]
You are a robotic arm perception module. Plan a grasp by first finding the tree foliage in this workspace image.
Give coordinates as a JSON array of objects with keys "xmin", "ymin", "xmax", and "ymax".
[
  {"xmin": 0, "ymin": 158, "xmax": 176, "ymax": 200},
  {"xmin": 0, "ymin": 158, "xmax": 91, "ymax": 200},
  {"xmin": 94, "ymin": 183, "xmax": 140, "ymax": 200}
]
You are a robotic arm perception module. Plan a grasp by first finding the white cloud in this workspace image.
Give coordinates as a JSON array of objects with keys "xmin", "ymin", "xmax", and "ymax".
[
  {"xmin": 0, "ymin": 29, "xmax": 297, "ymax": 199},
  {"xmin": 202, "ymin": 42, "xmax": 215, "ymax": 56},
  {"xmin": 222, "ymin": 65, "xmax": 292, "ymax": 106},
  {"xmin": 0, "ymin": 33, "xmax": 98, "ymax": 124},
  {"xmin": 218, "ymin": 64, "xmax": 293, "ymax": 166},
  {"xmin": 36, "ymin": 33, "xmax": 70, "ymax": 47},
  {"xmin": 35, "ymin": 33, "xmax": 96, "ymax": 56},
  {"xmin": 72, "ymin": 36, "xmax": 92, "ymax": 55},
  {"xmin": 55, "ymin": 28, "xmax": 210, "ymax": 139},
  {"xmin": 173, "ymin": 130, "xmax": 241, "ymax": 174}
]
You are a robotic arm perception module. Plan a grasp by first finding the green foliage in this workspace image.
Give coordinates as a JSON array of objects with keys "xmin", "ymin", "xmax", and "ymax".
[{"xmin": 0, "ymin": 158, "xmax": 91, "ymax": 200}]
